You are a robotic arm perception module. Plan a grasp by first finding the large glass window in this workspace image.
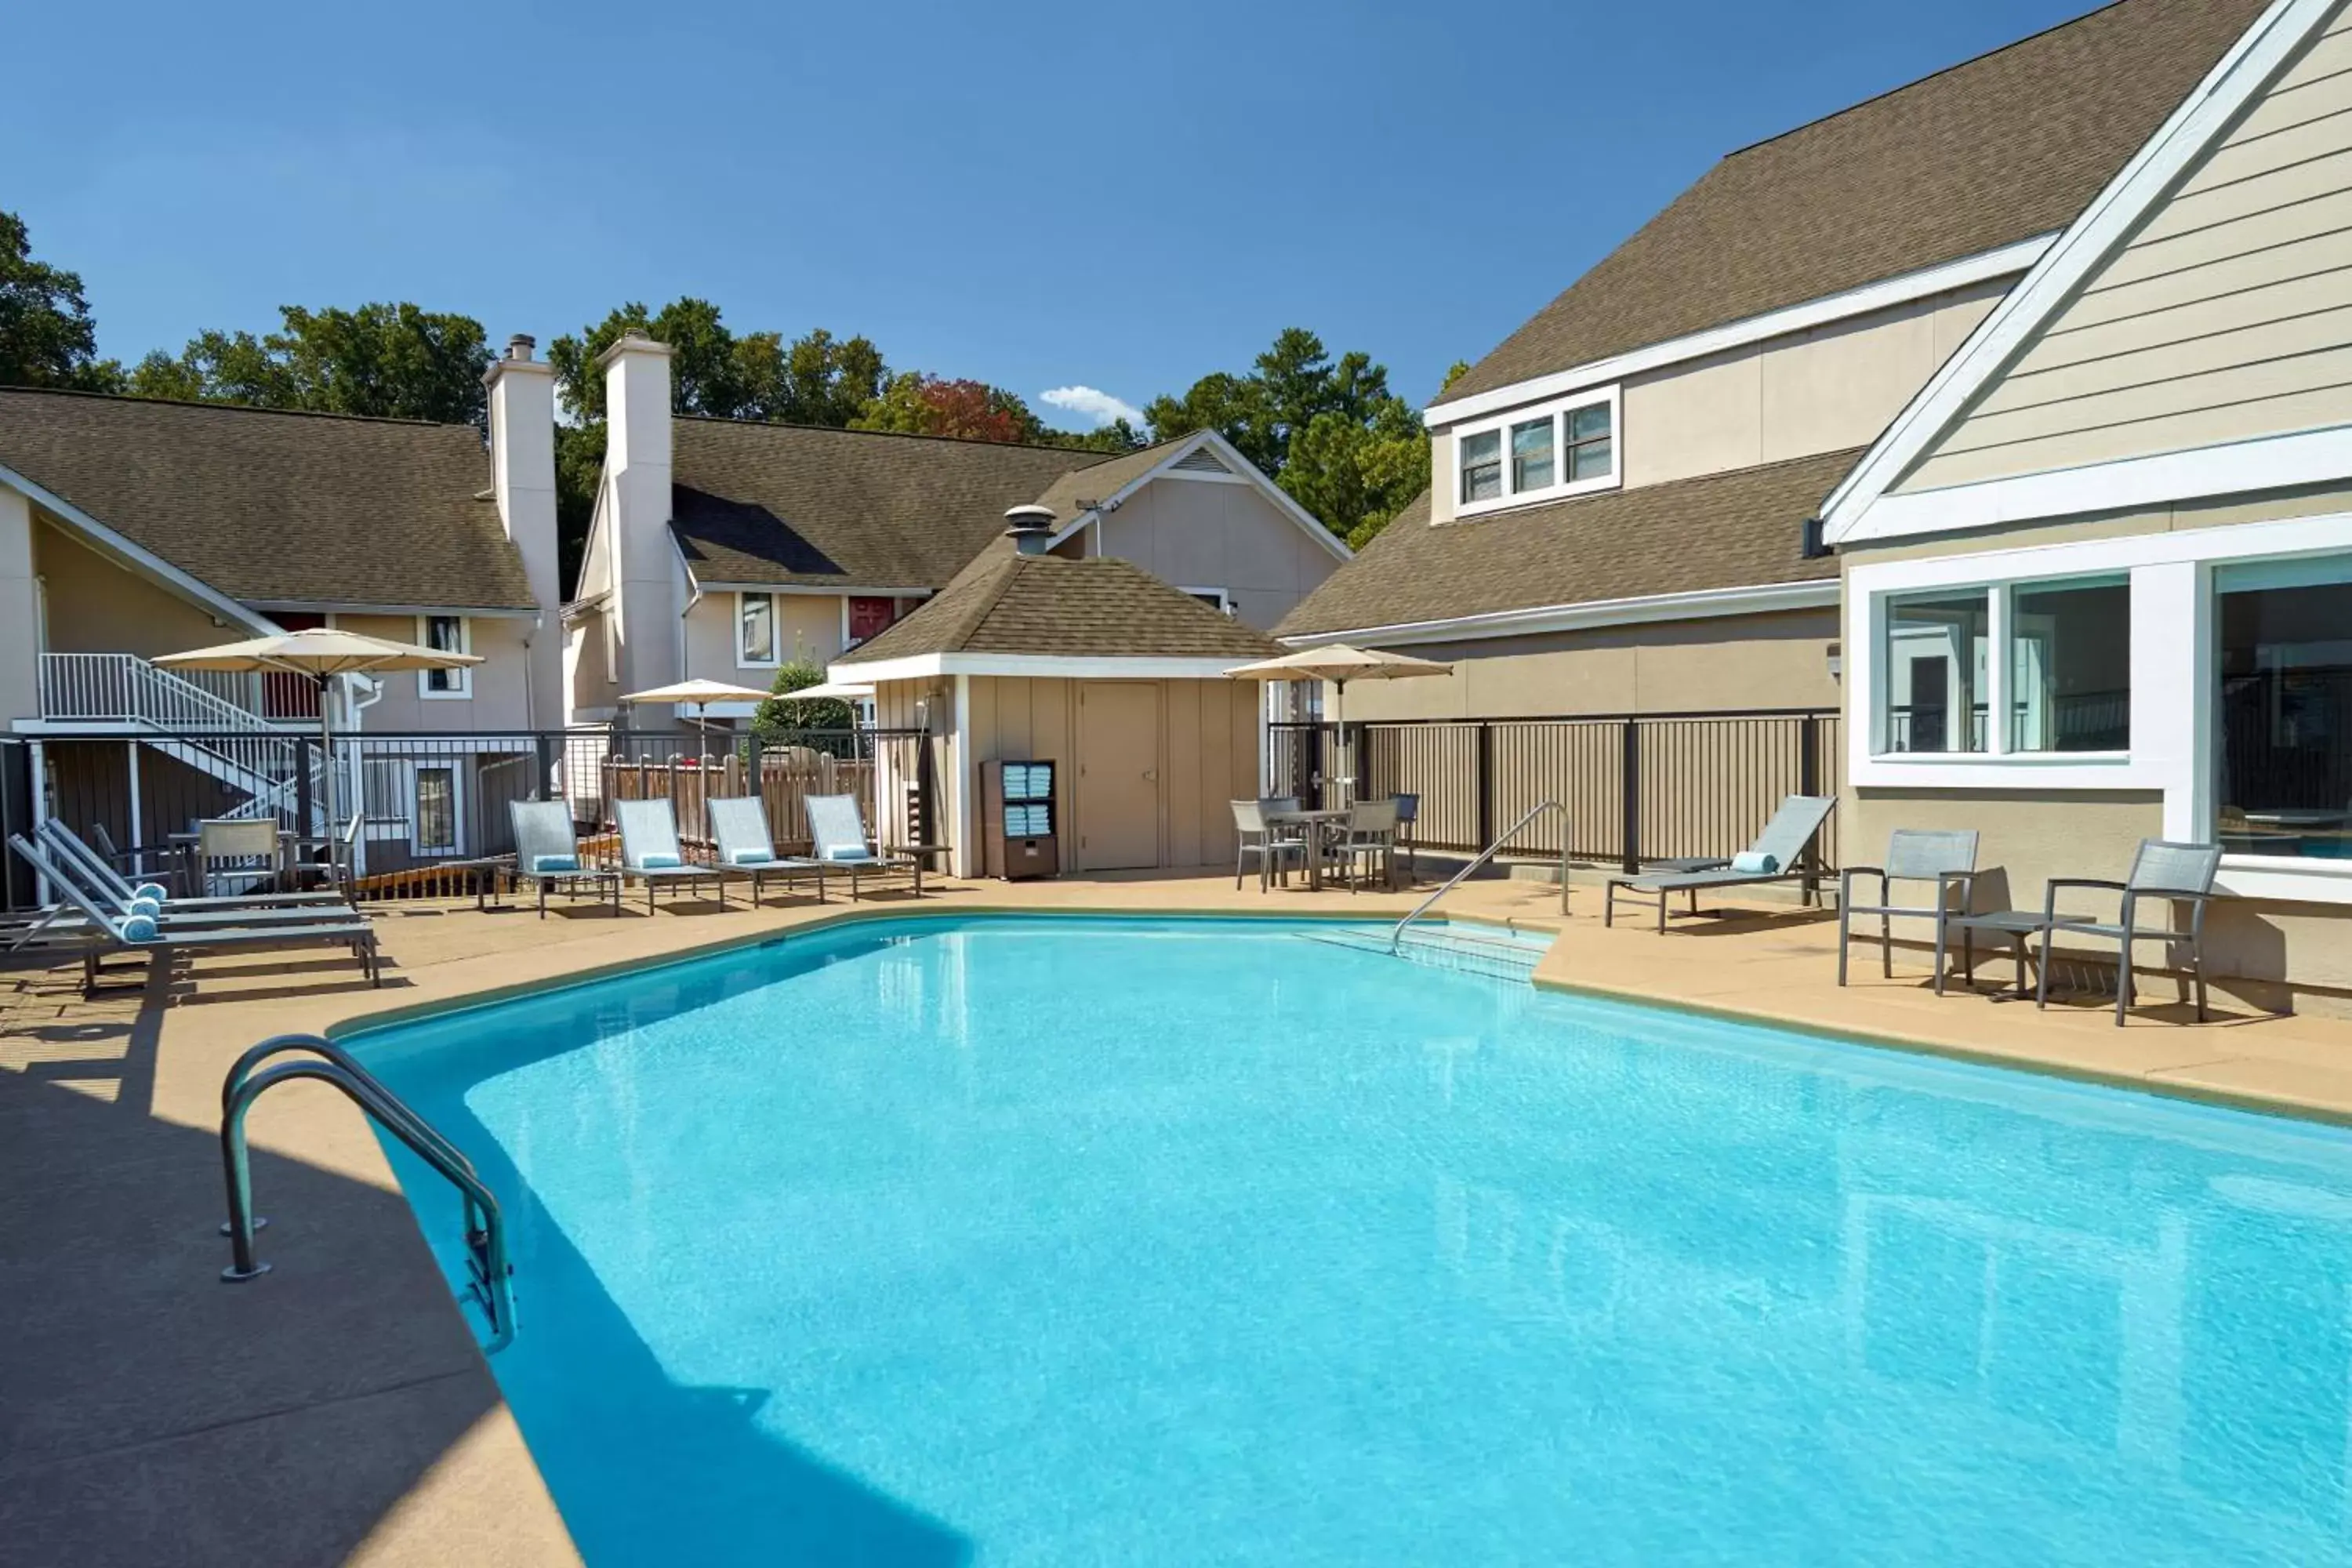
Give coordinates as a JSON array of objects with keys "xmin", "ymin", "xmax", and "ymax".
[
  {"xmin": 1510, "ymin": 417, "xmax": 1554, "ymax": 492},
  {"xmin": 421, "ymin": 615, "xmax": 468, "ymax": 695},
  {"xmin": 2216, "ymin": 557, "xmax": 2352, "ymax": 861},
  {"xmin": 2010, "ymin": 578, "xmax": 2130, "ymax": 752},
  {"xmin": 1883, "ymin": 590, "xmax": 1990, "ymax": 753},
  {"xmin": 1460, "ymin": 430, "xmax": 1502, "ymax": 504},
  {"xmin": 1566, "ymin": 401, "xmax": 1613, "ymax": 482}
]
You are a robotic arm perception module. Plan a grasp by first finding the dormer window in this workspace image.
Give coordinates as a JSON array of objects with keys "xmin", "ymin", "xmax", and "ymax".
[{"xmin": 1450, "ymin": 386, "xmax": 1621, "ymax": 519}]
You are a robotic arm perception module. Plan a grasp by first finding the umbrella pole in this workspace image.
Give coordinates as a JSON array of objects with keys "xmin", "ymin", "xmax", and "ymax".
[
  {"xmin": 316, "ymin": 676, "xmax": 337, "ymax": 891},
  {"xmin": 1332, "ymin": 679, "xmax": 1347, "ymax": 808}
]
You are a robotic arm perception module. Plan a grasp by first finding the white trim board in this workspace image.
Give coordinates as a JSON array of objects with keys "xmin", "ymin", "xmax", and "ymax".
[
  {"xmin": 830, "ymin": 652, "xmax": 1249, "ymax": 684},
  {"xmin": 1842, "ymin": 426, "xmax": 2352, "ymax": 543},
  {"xmin": 1820, "ymin": 0, "xmax": 2329, "ymax": 546},
  {"xmin": 1279, "ymin": 579, "xmax": 1839, "ymax": 649},
  {"xmin": 1423, "ymin": 236, "xmax": 2053, "ymax": 430},
  {"xmin": 1043, "ymin": 429, "xmax": 1354, "ymax": 564},
  {"xmin": 0, "ymin": 461, "xmax": 277, "ymax": 635}
]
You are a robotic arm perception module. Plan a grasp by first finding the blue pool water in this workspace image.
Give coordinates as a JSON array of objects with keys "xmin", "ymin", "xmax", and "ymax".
[{"xmin": 349, "ymin": 916, "xmax": 2352, "ymax": 1566}]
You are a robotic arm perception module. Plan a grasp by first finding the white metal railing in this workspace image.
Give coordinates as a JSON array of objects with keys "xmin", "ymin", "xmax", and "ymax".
[{"xmin": 37, "ymin": 652, "xmax": 278, "ymax": 728}]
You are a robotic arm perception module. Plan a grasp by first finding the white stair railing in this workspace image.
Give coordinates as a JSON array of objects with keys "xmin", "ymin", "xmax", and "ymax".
[{"xmin": 38, "ymin": 652, "xmax": 271, "ymax": 729}]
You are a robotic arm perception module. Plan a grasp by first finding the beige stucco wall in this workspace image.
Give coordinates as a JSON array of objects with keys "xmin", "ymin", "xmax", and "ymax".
[
  {"xmin": 956, "ymin": 674, "xmax": 1259, "ymax": 873},
  {"xmin": 1330, "ymin": 608, "xmax": 1842, "ymax": 721},
  {"xmin": 565, "ymin": 608, "xmax": 619, "ymax": 720},
  {"xmin": 680, "ymin": 590, "xmax": 856, "ymax": 687},
  {"xmin": 1094, "ymin": 476, "xmax": 1341, "ymax": 631},
  {"xmin": 1903, "ymin": 11, "xmax": 2352, "ymax": 492},
  {"xmin": 32, "ymin": 517, "xmax": 230, "ymax": 661},
  {"xmin": 0, "ymin": 490, "xmax": 41, "ymax": 724},
  {"xmin": 336, "ymin": 612, "xmax": 540, "ymax": 733}
]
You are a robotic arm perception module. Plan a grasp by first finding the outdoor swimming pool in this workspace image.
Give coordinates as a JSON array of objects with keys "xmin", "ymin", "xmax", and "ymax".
[{"xmin": 349, "ymin": 914, "xmax": 2352, "ymax": 1566}]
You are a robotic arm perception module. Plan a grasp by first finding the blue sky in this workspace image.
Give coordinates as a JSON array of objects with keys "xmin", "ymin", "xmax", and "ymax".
[{"xmin": 5, "ymin": 0, "xmax": 2107, "ymax": 424}]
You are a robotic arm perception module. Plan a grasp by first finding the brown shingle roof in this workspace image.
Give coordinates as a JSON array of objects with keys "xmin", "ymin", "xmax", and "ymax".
[
  {"xmin": 843, "ymin": 544, "xmax": 1280, "ymax": 664},
  {"xmin": 1275, "ymin": 450, "xmax": 1859, "ymax": 637},
  {"xmin": 0, "ymin": 387, "xmax": 535, "ymax": 610},
  {"xmin": 1442, "ymin": 0, "xmax": 2267, "ymax": 404},
  {"xmin": 668, "ymin": 419, "xmax": 1122, "ymax": 589}
]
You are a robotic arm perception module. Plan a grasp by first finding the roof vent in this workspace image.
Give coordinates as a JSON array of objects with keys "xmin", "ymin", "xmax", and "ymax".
[
  {"xmin": 506, "ymin": 333, "xmax": 536, "ymax": 361},
  {"xmin": 1172, "ymin": 445, "xmax": 1231, "ymax": 474},
  {"xmin": 1003, "ymin": 504, "xmax": 1057, "ymax": 555}
]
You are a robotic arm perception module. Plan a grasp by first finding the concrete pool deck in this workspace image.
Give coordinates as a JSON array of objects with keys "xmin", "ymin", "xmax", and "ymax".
[{"xmin": 5, "ymin": 868, "xmax": 2352, "ymax": 1565}]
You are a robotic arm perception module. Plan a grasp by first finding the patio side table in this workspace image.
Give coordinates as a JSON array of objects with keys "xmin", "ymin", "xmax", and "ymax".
[{"xmin": 1942, "ymin": 909, "xmax": 2085, "ymax": 1001}]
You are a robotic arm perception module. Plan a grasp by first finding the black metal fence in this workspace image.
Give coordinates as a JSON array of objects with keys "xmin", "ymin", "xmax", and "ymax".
[
  {"xmin": 1267, "ymin": 709, "xmax": 1841, "ymax": 873},
  {"xmin": 15, "ymin": 724, "xmax": 938, "ymax": 902}
]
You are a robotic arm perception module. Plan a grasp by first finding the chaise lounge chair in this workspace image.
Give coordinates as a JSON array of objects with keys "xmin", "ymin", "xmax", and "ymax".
[
  {"xmin": 5, "ymin": 833, "xmax": 380, "ymax": 995},
  {"xmin": 2038, "ymin": 838, "xmax": 2224, "ymax": 1027},
  {"xmin": 43, "ymin": 818, "xmax": 349, "ymax": 913},
  {"xmin": 508, "ymin": 800, "xmax": 622, "ymax": 919},
  {"xmin": 614, "ymin": 798, "xmax": 729, "ymax": 913},
  {"xmin": 706, "ymin": 797, "xmax": 824, "ymax": 907},
  {"xmin": 1603, "ymin": 794, "xmax": 1837, "ymax": 933},
  {"xmin": 1837, "ymin": 829, "xmax": 1980, "ymax": 987},
  {"xmin": 8, "ymin": 820, "xmax": 355, "ymax": 953},
  {"xmin": 804, "ymin": 793, "xmax": 921, "ymax": 901}
]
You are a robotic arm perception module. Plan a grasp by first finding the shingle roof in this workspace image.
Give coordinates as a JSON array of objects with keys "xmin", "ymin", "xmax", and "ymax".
[
  {"xmin": 842, "ymin": 543, "xmax": 1280, "ymax": 664},
  {"xmin": 1442, "ymin": 0, "xmax": 2268, "ymax": 405},
  {"xmin": 668, "ymin": 419, "xmax": 1129, "ymax": 589},
  {"xmin": 0, "ymin": 387, "xmax": 535, "ymax": 610},
  {"xmin": 1275, "ymin": 449, "xmax": 1859, "ymax": 638}
]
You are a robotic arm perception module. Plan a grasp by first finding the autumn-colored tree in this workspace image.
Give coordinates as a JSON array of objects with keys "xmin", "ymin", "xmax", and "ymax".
[{"xmin": 851, "ymin": 372, "xmax": 1047, "ymax": 444}]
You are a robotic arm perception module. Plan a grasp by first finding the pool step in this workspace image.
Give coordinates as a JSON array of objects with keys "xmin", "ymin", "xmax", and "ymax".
[{"xmin": 1307, "ymin": 924, "xmax": 1555, "ymax": 982}]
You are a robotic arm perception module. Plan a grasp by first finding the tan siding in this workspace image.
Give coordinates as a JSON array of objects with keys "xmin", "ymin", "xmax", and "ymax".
[
  {"xmin": 1092, "ymin": 476, "xmax": 1339, "ymax": 631},
  {"xmin": 33, "ymin": 517, "xmax": 227, "ymax": 660},
  {"xmin": 1904, "ymin": 8, "xmax": 2352, "ymax": 493}
]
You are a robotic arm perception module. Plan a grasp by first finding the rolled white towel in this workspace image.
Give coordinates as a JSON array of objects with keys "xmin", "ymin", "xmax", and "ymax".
[{"xmin": 1730, "ymin": 851, "xmax": 1779, "ymax": 875}]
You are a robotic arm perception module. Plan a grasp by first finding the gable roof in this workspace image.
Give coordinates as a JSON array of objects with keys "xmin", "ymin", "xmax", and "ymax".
[
  {"xmin": 1275, "ymin": 449, "xmax": 1858, "ymax": 641},
  {"xmin": 1821, "ymin": 0, "xmax": 2336, "ymax": 545},
  {"xmin": 667, "ymin": 420, "xmax": 1111, "ymax": 590},
  {"xmin": 1440, "ymin": 0, "xmax": 2271, "ymax": 408},
  {"xmin": 838, "ymin": 543, "xmax": 1279, "ymax": 666},
  {"xmin": 0, "ymin": 387, "xmax": 536, "ymax": 611}
]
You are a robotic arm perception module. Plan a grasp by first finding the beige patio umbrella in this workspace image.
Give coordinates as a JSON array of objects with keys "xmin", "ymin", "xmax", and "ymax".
[
  {"xmin": 157, "ymin": 627, "xmax": 485, "ymax": 879},
  {"xmin": 1225, "ymin": 643, "xmax": 1453, "ymax": 803},
  {"xmin": 618, "ymin": 677, "xmax": 775, "ymax": 768}
]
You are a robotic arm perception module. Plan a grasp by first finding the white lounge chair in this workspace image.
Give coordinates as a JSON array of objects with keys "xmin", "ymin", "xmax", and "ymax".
[
  {"xmin": 7, "ymin": 827, "xmax": 354, "ymax": 956},
  {"xmin": 6, "ymin": 833, "xmax": 379, "ymax": 996},
  {"xmin": 508, "ymin": 800, "xmax": 622, "ymax": 919},
  {"xmin": 42, "ymin": 818, "xmax": 347, "ymax": 913},
  {"xmin": 1603, "ymin": 794, "xmax": 1837, "ymax": 933},
  {"xmin": 804, "ymin": 793, "xmax": 920, "ymax": 901},
  {"xmin": 614, "ymin": 798, "xmax": 728, "ymax": 913},
  {"xmin": 706, "ymin": 797, "xmax": 824, "ymax": 907}
]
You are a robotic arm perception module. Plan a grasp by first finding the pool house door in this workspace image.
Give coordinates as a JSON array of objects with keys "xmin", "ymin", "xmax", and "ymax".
[{"xmin": 1075, "ymin": 682, "xmax": 1162, "ymax": 870}]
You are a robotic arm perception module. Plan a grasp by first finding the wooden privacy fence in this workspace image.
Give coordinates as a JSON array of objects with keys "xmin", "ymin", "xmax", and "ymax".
[
  {"xmin": 601, "ymin": 749, "xmax": 876, "ymax": 855},
  {"xmin": 1269, "ymin": 709, "xmax": 1842, "ymax": 873}
]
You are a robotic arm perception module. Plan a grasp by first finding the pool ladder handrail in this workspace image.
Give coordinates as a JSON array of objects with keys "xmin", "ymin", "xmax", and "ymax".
[
  {"xmin": 217, "ymin": 1033, "xmax": 514, "ymax": 1353},
  {"xmin": 1390, "ymin": 800, "xmax": 1570, "ymax": 954}
]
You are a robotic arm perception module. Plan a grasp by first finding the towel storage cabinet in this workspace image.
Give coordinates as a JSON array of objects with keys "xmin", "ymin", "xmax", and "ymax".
[{"xmin": 980, "ymin": 760, "xmax": 1059, "ymax": 880}]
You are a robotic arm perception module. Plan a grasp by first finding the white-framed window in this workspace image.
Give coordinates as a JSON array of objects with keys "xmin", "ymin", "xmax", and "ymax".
[
  {"xmin": 737, "ymin": 591, "xmax": 778, "ymax": 667},
  {"xmin": 1450, "ymin": 385, "xmax": 1619, "ymax": 518},
  {"xmin": 1181, "ymin": 587, "xmax": 1236, "ymax": 617},
  {"xmin": 416, "ymin": 615, "xmax": 470, "ymax": 699},
  {"xmin": 411, "ymin": 762, "xmax": 462, "ymax": 855},
  {"xmin": 1872, "ymin": 577, "xmax": 2132, "ymax": 758}
]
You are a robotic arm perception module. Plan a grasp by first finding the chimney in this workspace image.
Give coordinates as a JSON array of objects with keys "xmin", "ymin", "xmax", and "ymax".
[
  {"xmin": 482, "ymin": 333, "xmax": 560, "ymax": 726},
  {"xmin": 597, "ymin": 330, "xmax": 680, "ymax": 706},
  {"xmin": 1003, "ymin": 504, "xmax": 1056, "ymax": 555}
]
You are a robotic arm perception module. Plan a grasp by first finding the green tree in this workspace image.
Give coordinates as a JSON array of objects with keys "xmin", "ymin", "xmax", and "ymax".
[
  {"xmin": 851, "ymin": 372, "xmax": 1048, "ymax": 443},
  {"xmin": 753, "ymin": 654, "xmax": 853, "ymax": 738},
  {"xmin": 126, "ymin": 303, "xmax": 492, "ymax": 425},
  {"xmin": 0, "ymin": 209, "xmax": 123, "ymax": 391}
]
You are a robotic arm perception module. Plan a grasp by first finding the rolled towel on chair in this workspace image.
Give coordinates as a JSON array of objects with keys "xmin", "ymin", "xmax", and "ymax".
[
  {"xmin": 1730, "ymin": 851, "xmax": 1779, "ymax": 875},
  {"xmin": 637, "ymin": 853, "xmax": 681, "ymax": 869},
  {"xmin": 118, "ymin": 913, "xmax": 159, "ymax": 942},
  {"xmin": 730, "ymin": 848, "xmax": 774, "ymax": 866},
  {"xmin": 532, "ymin": 854, "xmax": 579, "ymax": 873},
  {"xmin": 133, "ymin": 882, "xmax": 169, "ymax": 903},
  {"xmin": 129, "ymin": 895, "xmax": 163, "ymax": 920}
]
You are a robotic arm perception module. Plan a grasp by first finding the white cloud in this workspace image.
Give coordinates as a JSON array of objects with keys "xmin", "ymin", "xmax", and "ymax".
[{"xmin": 1040, "ymin": 384, "xmax": 1145, "ymax": 428}]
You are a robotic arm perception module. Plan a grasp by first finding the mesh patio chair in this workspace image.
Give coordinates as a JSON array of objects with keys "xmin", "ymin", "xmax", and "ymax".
[
  {"xmin": 1836, "ymin": 829, "xmax": 1979, "ymax": 988},
  {"xmin": 615, "ymin": 799, "xmax": 728, "ymax": 913},
  {"xmin": 706, "ymin": 796, "xmax": 825, "ymax": 907},
  {"xmin": 508, "ymin": 800, "xmax": 621, "ymax": 918},
  {"xmin": 1330, "ymin": 798, "xmax": 1401, "ymax": 893},
  {"xmin": 195, "ymin": 818, "xmax": 281, "ymax": 898},
  {"xmin": 2038, "ymin": 839, "xmax": 2225, "ymax": 1026},
  {"xmin": 1231, "ymin": 800, "xmax": 1309, "ymax": 891},
  {"xmin": 804, "ymin": 794, "xmax": 920, "ymax": 901}
]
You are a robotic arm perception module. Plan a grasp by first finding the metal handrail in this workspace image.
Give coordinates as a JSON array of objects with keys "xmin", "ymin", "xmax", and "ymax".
[
  {"xmin": 1391, "ymin": 800, "xmax": 1569, "ymax": 953},
  {"xmin": 219, "ymin": 1038, "xmax": 513, "ymax": 1353}
]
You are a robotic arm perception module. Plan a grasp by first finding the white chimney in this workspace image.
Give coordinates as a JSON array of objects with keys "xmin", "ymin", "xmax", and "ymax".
[
  {"xmin": 483, "ymin": 333, "xmax": 561, "ymax": 728},
  {"xmin": 598, "ymin": 330, "xmax": 681, "ymax": 708}
]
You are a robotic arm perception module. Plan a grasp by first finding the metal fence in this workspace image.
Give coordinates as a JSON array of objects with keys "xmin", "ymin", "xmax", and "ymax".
[
  {"xmin": 1268, "ymin": 709, "xmax": 1841, "ymax": 873},
  {"xmin": 17, "ymin": 724, "xmax": 939, "ymax": 902}
]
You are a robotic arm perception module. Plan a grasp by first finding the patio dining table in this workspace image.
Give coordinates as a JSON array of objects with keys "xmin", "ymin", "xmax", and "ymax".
[{"xmin": 1262, "ymin": 808, "xmax": 1352, "ymax": 892}]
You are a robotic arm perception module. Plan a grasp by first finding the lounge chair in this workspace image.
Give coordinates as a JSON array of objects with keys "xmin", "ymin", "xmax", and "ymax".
[
  {"xmin": 804, "ymin": 793, "xmax": 920, "ymax": 900},
  {"xmin": 509, "ymin": 800, "xmax": 622, "ymax": 919},
  {"xmin": 41, "ymin": 818, "xmax": 348, "ymax": 912},
  {"xmin": 614, "ymin": 798, "xmax": 728, "ymax": 913},
  {"xmin": 1603, "ymin": 794, "xmax": 1838, "ymax": 933},
  {"xmin": 706, "ymin": 796, "xmax": 824, "ymax": 907},
  {"xmin": 2038, "ymin": 839, "xmax": 2224, "ymax": 1026},
  {"xmin": 5, "ymin": 833, "xmax": 379, "ymax": 995},
  {"xmin": 6, "ymin": 828, "xmax": 356, "ymax": 956},
  {"xmin": 1837, "ymin": 829, "xmax": 1979, "ymax": 988}
]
